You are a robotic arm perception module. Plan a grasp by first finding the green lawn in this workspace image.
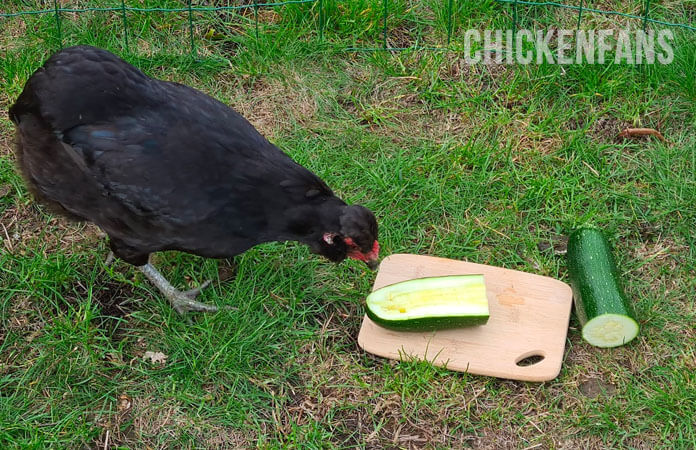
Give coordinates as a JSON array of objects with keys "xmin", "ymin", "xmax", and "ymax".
[{"xmin": 1, "ymin": 0, "xmax": 695, "ymax": 448}]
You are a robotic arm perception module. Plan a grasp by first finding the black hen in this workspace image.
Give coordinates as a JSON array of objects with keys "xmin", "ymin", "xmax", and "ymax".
[{"xmin": 9, "ymin": 46, "xmax": 379, "ymax": 313}]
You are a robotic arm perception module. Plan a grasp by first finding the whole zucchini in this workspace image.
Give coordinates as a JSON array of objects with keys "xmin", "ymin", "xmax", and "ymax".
[{"xmin": 567, "ymin": 228, "xmax": 639, "ymax": 348}]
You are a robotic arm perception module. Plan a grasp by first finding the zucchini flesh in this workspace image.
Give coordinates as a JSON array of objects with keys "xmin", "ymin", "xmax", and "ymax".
[
  {"xmin": 567, "ymin": 228, "xmax": 639, "ymax": 348},
  {"xmin": 366, "ymin": 275, "xmax": 490, "ymax": 331}
]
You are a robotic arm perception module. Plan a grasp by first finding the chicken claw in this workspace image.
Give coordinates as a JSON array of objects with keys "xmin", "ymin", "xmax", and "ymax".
[{"xmin": 138, "ymin": 263, "xmax": 218, "ymax": 314}]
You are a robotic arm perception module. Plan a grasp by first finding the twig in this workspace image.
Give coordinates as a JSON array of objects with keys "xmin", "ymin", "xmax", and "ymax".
[
  {"xmin": 582, "ymin": 160, "xmax": 599, "ymax": 176},
  {"xmin": 522, "ymin": 444, "xmax": 543, "ymax": 450},
  {"xmin": 528, "ymin": 418, "xmax": 544, "ymax": 434},
  {"xmin": 467, "ymin": 387, "xmax": 486, "ymax": 408},
  {"xmin": 474, "ymin": 217, "xmax": 510, "ymax": 239},
  {"xmin": 618, "ymin": 127, "xmax": 667, "ymax": 142},
  {"xmin": 1, "ymin": 222, "xmax": 12, "ymax": 252}
]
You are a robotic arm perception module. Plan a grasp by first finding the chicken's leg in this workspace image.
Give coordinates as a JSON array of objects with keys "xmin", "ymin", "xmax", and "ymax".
[{"xmin": 138, "ymin": 263, "xmax": 218, "ymax": 314}]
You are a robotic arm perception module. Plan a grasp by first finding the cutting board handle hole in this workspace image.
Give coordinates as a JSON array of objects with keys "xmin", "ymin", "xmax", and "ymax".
[{"xmin": 515, "ymin": 352, "xmax": 545, "ymax": 367}]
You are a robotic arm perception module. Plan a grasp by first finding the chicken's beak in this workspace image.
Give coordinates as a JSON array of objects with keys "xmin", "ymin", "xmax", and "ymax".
[{"xmin": 365, "ymin": 241, "xmax": 380, "ymax": 270}]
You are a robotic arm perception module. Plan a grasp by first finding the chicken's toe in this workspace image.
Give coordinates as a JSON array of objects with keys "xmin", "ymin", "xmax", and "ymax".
[
  {"xmin": 168, "ymin": 292, "xmax": 219, "ymax": 314},
  {"xmin": 182, "ymin": 280, "xmax": 212, "ymax": 298},
  {"xmin": 104, "ymin": 251, "xmax": 115, "ymax": 267},
  {"xmin": 139, "ymin": 263, "xmax": 221, "ymax": 315}
]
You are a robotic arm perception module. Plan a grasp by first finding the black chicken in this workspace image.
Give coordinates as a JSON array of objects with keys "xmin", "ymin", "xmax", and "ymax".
[{"xmin": 9, "ymin": 45, "xmax": 379, "ymax": 313}]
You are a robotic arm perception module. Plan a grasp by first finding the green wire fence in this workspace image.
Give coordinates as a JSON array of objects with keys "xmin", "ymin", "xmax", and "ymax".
[{"xmin": 1, "ymin": 0, "xmax": 694, "ymax": 57}]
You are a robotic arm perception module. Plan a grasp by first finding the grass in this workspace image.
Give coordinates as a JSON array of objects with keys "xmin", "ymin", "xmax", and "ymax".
[{"xmin": 1, "ymin": 0, "xmax": 695, "ymax": 448}]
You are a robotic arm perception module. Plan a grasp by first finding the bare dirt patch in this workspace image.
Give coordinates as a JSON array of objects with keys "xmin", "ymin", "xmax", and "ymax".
[
  {"xmin": 578, "ymin": 377, "xmax": 618, "ymax": 398},
  {"xmin": 590, "ymin": 116, "xmax": 631, "ymax": 142}
]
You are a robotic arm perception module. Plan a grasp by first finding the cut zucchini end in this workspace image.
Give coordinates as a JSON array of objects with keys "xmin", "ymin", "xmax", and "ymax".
[{"xmin": 581, "ymin": 313, "xmax": 639, "ymax": 348}]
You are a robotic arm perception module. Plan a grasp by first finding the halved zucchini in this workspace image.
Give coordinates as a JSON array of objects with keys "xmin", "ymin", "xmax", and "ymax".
[{"xmin": 365, "ymin": 275, "xmax": 490, "ymax": 331}]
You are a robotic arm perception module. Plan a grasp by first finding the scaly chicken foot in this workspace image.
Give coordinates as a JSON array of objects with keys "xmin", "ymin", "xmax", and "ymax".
[
  {"xmin": 104, "ymin": 251, "xmax": 115, "ymax": 267},
  {"xmin": 138, "ymin": 263, "xmax": 218, "ymax": 314}
]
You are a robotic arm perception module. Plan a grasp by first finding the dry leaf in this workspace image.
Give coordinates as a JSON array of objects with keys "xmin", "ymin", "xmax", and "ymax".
[
  {"xmin": 617, "ymin": 127, "xmax": 667, "ymax": 142},
  {"xmin": 143, "ymin": 351, "xmax": 168, "ymax": 365},
  {"xmin": 118, "ymin": 393, "xmax": 132, "ymax": 413}
]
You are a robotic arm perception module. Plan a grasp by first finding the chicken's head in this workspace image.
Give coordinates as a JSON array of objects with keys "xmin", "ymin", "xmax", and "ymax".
[{"xmin": 320, "ymin": 205, "xmax": 380, "ymax": 270}]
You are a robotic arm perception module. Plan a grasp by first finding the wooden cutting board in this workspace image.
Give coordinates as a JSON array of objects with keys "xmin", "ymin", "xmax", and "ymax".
[{"xmin": 357, "ymin": 254, "xmax": 573, "ymax": 382}]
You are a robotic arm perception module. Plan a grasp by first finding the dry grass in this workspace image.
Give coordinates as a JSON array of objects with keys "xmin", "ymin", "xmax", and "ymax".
[
  {"xmin": 93, "ymin": 394, "xmax": 253, "ymax": 449},
  {"xmin": 231, "ymin": 74, "xmax": 319, "ymax": 137}
]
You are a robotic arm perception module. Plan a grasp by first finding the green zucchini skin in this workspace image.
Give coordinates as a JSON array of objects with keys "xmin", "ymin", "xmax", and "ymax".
[
  {"xmin": 567, "ymin": 228, "xmax": 639, "ymax": 346},
  {"xmin": 365, "ymin": 308, "xmax": 489, "ymax": 332}
]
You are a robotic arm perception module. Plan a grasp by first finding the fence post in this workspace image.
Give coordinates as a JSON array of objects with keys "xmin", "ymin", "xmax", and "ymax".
[
  {"xmin": 642, "ymin": 0, "xmax": 651, "ymax": 32},
  {"xmin": 576, "ymin": 0, "xmax": 584, "ymax": 30},
  {"xmin": 254, "ymin": 0, "xmax": 260, "ymax": 42},
  {"xmin": 382, "ymin": 0, "xmax": 388, "ymax": 49},
  {"xmin": 53, "ymin": 0, "xmax": 63, "ymax": 48},
  {"xmin": 318, "ymin": 0, "xmax": 324, "ymax": 42},
  {"xmin": 446, "ymin": 0, "xmax": 454, "ymax": 46},
  {"xmin": 187, "ymin": 0, "xmax": 196, "ymax": 58},
  {"xmin": 512, "ymin": 0, "xmax": 519, "ymax": 37},
  {"xmin": 120, "ymin": 0, "xmax": 129, "ymax": 52}
]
